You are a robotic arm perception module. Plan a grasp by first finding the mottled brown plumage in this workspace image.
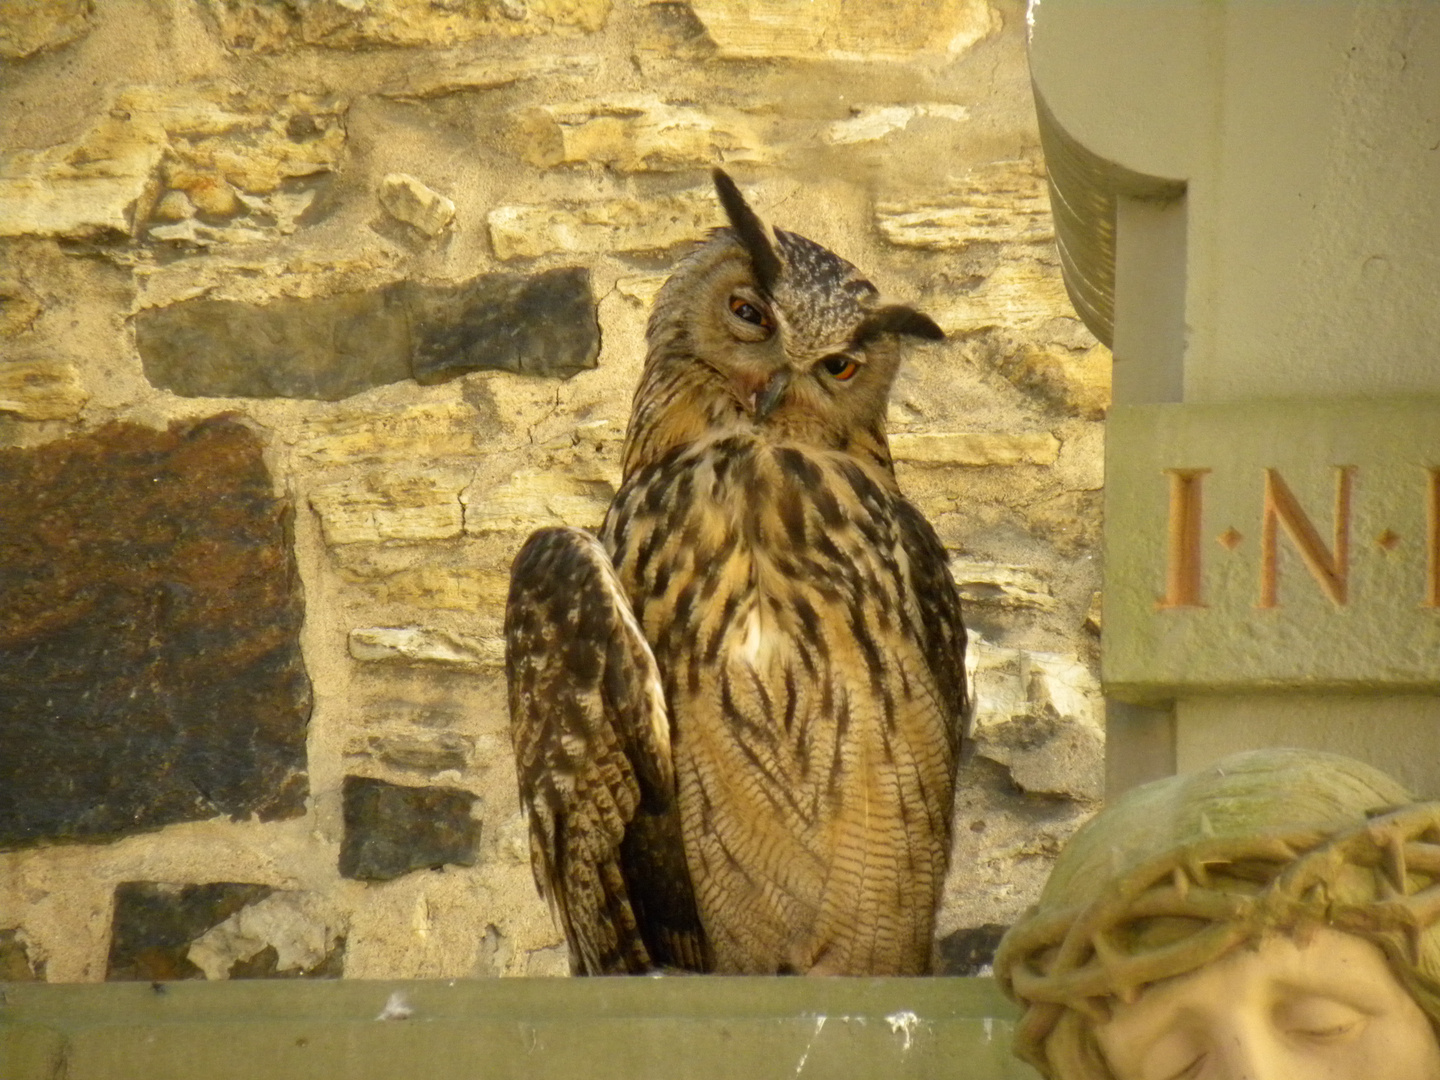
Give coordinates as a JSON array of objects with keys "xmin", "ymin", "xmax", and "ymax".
[{"xmin": 505, "ymin": 170, "xmax": 967, "ymax": 975}]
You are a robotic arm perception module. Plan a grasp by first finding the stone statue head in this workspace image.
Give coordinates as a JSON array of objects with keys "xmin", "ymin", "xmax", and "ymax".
[{"xmin": 994, "ymin": 748, "xmax": 1440, "ymax": 1079}]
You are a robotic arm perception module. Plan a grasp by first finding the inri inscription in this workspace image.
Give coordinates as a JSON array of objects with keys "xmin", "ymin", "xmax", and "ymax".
[{"xmin": 1105, "ymin": 399, "xmax": 1440, "ymax": 699}]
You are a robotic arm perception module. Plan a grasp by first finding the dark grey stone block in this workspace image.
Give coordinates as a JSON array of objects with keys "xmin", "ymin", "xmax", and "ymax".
[
  {"xmin": 407, "ymin": 266, "xmax": 600, "ymax": 384},
  {"xmin": 0, "ymin": 416, "xmax": 311, "ymax": 849},
  {"xmin": 134, "ymin": 268, "xmax": 600, "ymax": 402},
  {"xmin": 339, "ymin": 775, "xmax": 480, "ymax": 882}
]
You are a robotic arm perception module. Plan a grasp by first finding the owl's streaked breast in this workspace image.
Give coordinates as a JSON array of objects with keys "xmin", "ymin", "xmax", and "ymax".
[{"xmin": 601, "ymin": 432, "xmax": 956, "ymax": 973}]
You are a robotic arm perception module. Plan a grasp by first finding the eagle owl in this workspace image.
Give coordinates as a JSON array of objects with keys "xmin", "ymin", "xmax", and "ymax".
[{"xmin": 505, "ymin": 170, "xmax": 967, "ymax": 976}]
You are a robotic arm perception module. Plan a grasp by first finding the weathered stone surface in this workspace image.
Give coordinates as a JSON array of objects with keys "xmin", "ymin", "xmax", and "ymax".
[
  {"xmin": 148, "ymin": 87, "xmax": 348, "ymax": 196},
  {"xmin": 0, "ymin": 358, "xmax": 88, "ymax": 421},
  {"xmin": 406, "ymin": 267, "xmax": 601, "ymax": 383},
  {"xmin": 294, "ymin": 399, "xmax": 480, "ymax": 468},
  {"xmin": 0, "ymin": 928, "xmax": 44, "ymax": 980},
  {"xmin": 1055, "ymin": 423, "xmax": 1105, "ymax": 492},
  {"xmin": 0, "ymin": 277, "xmax": 43, "ymax": 336},
  {"xmin": 202, "ymin": 0, "xmax": 610, "ymax": 52},
  {"xmin": 187, "ymin": 890, "xmax": 346, "ymax": 980},
  {"xmin": 0, "ymin": 416, "xmax": 311, "ymax": 848},
  {"xmin": 877, "ymin": 160, "xmax": 1051, "ymax": 249},
  {"xmin": 309, "ymin": 466, "xmax": 470, "ymax": 546},
  {"xmin": 488, "ymin": 190, "xmax": 719, "ymax": 260},
  {"xmin": 824, "ymin": 104, "xmax": 969, "ymax": 146},
  {"xmin": 948, "ymin": 558, "xmax": 1057, "ymax": 612},
  {"xmin": 0, "ymin": 109, "xmax": 165, "ymax": 239},
  {"xmin": 381, "ymin": 54, "xmax": 601, "ymax": 101},
  {"xmin": 889, "ymin": 430, "xmax": 1059, "ymax": 467},
  {"xmin": 0, "ymin": 87, "xmax": 344, "ymax": 242},
  {"xmin": 934, "ymin": 923, "xmax": 1007, "ymax": 976},
  {"xmin": 106, "ymin": 882, "xmax": 273, "ymax": 980},
  {"xmin": 379, "ymin": 173, "xmax": 455, "ymax": 237},
  {"xmin": 136, "ymin": 268, "xmax": 598, "ymax": 401},
  {"xmin": 995, "ymin": 341, "xmax": 1112, "ymax": 419},
  {"xmin": 940, "ymin": 755, "xmax": 1095, "ymax": 933},
  {"xmin": 517, "ymin": 96, "xmax": 765, "ymax": 171},
  {"xmin": 967, "ymin": 637, "xmax": 1104, "ymax": 801},
  {"xmin": 0, "ymin": 0, "xmax": 91, "ymax": 58},
  {"xmin": 364, "ymin": 565, "xmax": 508, "ymax": 611},
  {"xmin": 928, "ymin": 259, "xmax": 1075, "ymax": 335},
  {"xmin": 339, "ymin": 776, "xmax": 481, "ymax": 882},
  {"xmin": 687, "ymin": 0, "xmax": 999, "ymax": 60},
  {"xmin": 352, "ymin": 730, "xmax": 476, "ymax": 773},
  {"xmin": 463, "ymin": 468, "xmax": 614, "ymax": 533},
  {"xmin": 348, "ymin": 626, "xmax": 495, "ymax": 668}
]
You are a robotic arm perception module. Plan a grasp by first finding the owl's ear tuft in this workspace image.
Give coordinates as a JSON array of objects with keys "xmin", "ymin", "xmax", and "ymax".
[
  {"xmin": 851, "ymin": 305, "xmax": 946, "ymax": 347},
  {"xmin": 712, "ymin": 168, "xmax": 782, "ymax": 295}
]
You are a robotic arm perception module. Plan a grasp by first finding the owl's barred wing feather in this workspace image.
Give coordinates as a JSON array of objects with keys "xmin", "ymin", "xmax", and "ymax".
[
  {"xmin": 504, "ymin": 526, "xmax": 708, "ymax": 974},
  {"xmin": 894, "ymin": 500, "xmax": 970, "ymax": 753}
]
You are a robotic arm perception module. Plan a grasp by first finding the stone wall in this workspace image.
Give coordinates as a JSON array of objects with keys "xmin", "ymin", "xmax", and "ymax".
[{"xmin": 0, "ymin": 0, "xmax": 1107, "ymax": 982}]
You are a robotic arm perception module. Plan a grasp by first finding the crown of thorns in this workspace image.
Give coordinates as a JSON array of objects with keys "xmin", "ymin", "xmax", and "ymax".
[{"xmin": 996, "ymin": 803, "xmax": 1440, "ymax": 1060}]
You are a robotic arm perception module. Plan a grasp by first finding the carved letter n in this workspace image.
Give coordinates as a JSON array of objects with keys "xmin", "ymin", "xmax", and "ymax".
[{"xmin": 1259, "ymin": 467, "xmax": 1355, "ymax": 608}]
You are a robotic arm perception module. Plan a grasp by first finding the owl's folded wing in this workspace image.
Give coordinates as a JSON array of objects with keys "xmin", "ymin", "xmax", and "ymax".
[{"xmin": 504, "ymin": 526, "xmax": 708, "ymax": 974}]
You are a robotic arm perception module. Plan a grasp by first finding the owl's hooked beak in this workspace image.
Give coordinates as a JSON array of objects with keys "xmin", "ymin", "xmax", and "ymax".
[{"xmin": 751, "ymin": 368, "xmax": 792, "ymax": 421}]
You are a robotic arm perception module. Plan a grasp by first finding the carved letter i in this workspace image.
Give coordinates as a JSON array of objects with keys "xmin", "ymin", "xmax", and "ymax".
[{"xmin": 1160, "ymin": 469, "xmax": 1209, "ymax": 609}]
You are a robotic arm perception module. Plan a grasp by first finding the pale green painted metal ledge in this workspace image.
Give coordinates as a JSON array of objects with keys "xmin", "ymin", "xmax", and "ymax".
[{"xmin": 1, "ymin": 976, "xmax": 1037, "ymax": 1079}]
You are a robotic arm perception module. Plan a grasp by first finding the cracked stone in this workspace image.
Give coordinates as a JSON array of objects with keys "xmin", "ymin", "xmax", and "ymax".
[
  {"xmin": 187, "ymin": 890, "xmax": 346, "ymax": 980},
  {"xmin": 0, "ymin": 86, "xmax": 344, "ymax": 242},
  {"xmin": 308, "ymin": 466, "xmax": 470, "ymax": 546},
  {"xmin": 380, "ymin": 54, "xmax": 601, "ymax": 101},
  {"xmin": 107, "ymin": 882, "xmax": 273, "ymax": 980},
  {"xmin": 338, "ymin": 776, "xmax": 481, "ymax": 882},
  {"xmin": 355, "ymin": 730, "xmax": 476, "ymax": 774},
  {"xmin": 824, "ymin": 104, "xmax": 970, "ymax": 146}
]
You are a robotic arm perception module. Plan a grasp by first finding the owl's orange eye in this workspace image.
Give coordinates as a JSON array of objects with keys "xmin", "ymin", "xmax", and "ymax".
[
  {"xmin": 729, "ymin": 296, "xmax": 772, "ymax": 329},
  {"xmin": 820, "ymin": 355, "xmax": 859, "ymax": 381}
]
